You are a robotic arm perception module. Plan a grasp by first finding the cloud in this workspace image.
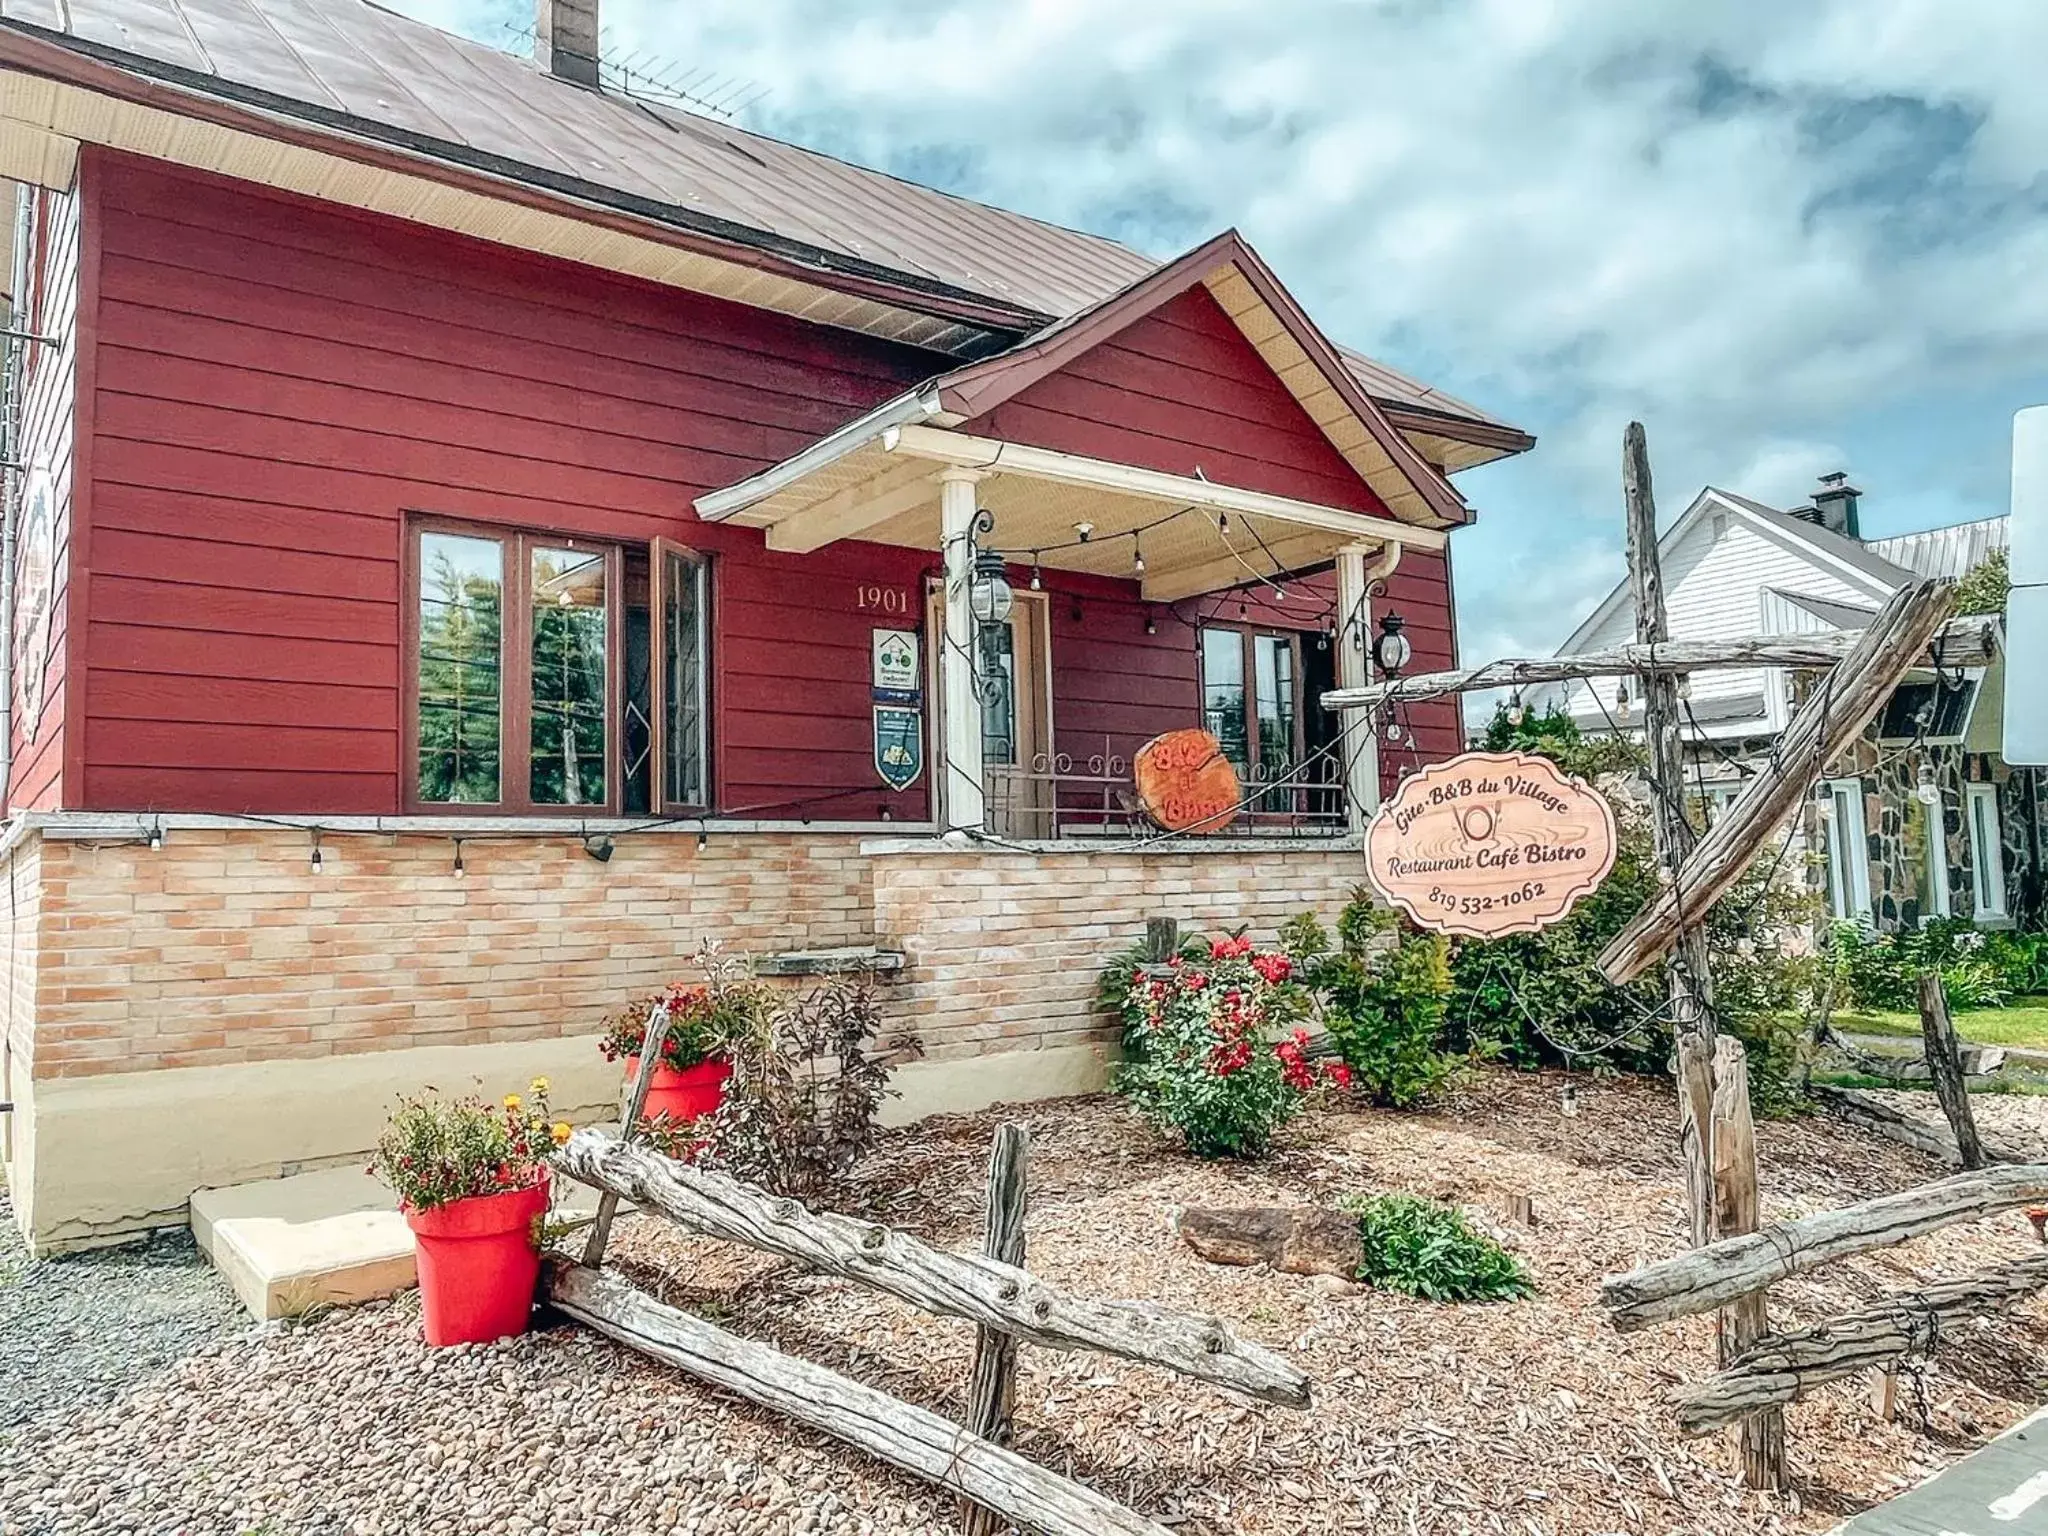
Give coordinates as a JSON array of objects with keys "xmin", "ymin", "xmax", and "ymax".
[{"xmin": 396, "ymin": 0, "xmax": 2048, "ymax": 671}]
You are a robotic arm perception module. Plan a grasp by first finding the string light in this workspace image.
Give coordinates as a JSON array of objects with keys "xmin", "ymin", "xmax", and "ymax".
[
  {"xmin": 146, "ymin": 819, "xmax": 164, "ymax": 852},
  {"xmin": 697, "ymin": 827, "xmax": 709, "ymax": 851},
  {"xmin": 1915, "ymin": 762, "xmax": 1941, "ymax": 806},
  {"xmin": 1144, "ymin": 610, "xmax": 1158, "ymax": 636},
  {"xmin": 1073, "ymin": 522, "xmax": 1094, "ymax": 543},
  {"xmin": 1131, "ymin": 533, "xmax": 1145, "ymax": 577},
  {"xmin": 452, "ymin": 839, "xmax": 466, "ymax": 878},
  {"xmin": 1218, "ymin": 511, "xmax": 1230, "ymax": 533},
  {"xmin": 309, "ymin": 828, "xmax": 324, "ymax": 876},
  {"xmin": 1615, "ymin": 680, "xmax": 1634, "ymax": 722},
  {"xmin": 1029, "ymin": 554, "xmax": 1042, "ymax": 591},
  {"xmin": 1506, "ymin": 690, "xmax": 1527, "ymax": 728}
]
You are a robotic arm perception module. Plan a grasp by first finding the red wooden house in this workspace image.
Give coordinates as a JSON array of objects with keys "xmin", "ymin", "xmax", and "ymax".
[{"xmin": 0, "ymin": 0, "xmax": 1532, "ymax": 1248}]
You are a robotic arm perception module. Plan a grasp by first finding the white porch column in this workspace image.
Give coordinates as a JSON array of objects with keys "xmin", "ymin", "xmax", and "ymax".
[
  {"xmin": 938, "ymin": 466, "xmax": 986, "ymax": 835},
  {"xmin": 1335, "ymin": 545, "xmax": 1383, "ymax": 830}
]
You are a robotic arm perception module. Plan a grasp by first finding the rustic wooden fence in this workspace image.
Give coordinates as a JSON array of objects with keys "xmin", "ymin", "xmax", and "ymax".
[{"xmin": 547, "ymin": 1012, "xmax": 1308, "ymax": 1536}]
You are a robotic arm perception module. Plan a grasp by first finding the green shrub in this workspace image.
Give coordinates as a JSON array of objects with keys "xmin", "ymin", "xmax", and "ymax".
[
  {"xmin": 1299, "ymin": 892, "xmax": 1466, "ymax": 1107},
  {"xmin": 1831, "ymin": 920, "xmax": 2013, "ymax": 1012},
  {"xmin": 1985, "ymin": 930, "xmax": 2048, "ymax": 996},
  {"xmin": 1344, "ymin": 1192, "xmax": 1531, "ymax": 1303},
  {"xmin": 1108, "ymin": 935, "xmax": 1335, "ymax": 1159},
  {"xmin": 1450, "ymin": 702, "xmax": 1822, "ymax": 1113}
]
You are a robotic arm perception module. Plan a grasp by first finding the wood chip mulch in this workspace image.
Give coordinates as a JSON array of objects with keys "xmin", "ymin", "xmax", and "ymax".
[{"xmin": 613, "ymin": 1069, "xmax": 2048, "ymax": 1535}]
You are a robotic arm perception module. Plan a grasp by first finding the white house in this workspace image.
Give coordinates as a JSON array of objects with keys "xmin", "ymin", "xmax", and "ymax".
[{"xmin": 1529, "ymin": 476, "xmax": 2035, "ymax": 932}]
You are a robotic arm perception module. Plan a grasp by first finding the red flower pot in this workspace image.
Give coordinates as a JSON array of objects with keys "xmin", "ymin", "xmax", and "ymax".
[
  {"xmin": 404, "ymin": 1175, "xmax": 549, "ymax": 1347},
  {"xmin": 624, "ymin": 1056, "xmax": 731, "ymax": 1124}
]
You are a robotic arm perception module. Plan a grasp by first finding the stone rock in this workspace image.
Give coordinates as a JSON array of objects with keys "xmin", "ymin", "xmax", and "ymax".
[{"xmin": 1174, "ymin": 1205, "xmax": 1362, "ymax": 1278}]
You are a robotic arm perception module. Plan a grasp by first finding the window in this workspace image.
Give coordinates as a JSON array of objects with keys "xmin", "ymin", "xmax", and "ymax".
[
  {"xmin": 1820, "ymin": 778, "xmax": 1871, "ymax": 922},
  {"xmin": 1877, "ymin": 677, "xmax": 1981, "ymax": 744},
  {"xmin": 1200, "ymin": 626, "xmax": 1303, "ymax": 809},
  {"xmin": 1903, "ymin": 786, "xmax": 1951, "ymax": 922},
  {"xmin": 409, "ymin": 521, "xmax": 712, "ymax": 814},
  {"xmin": 1966, "ymin": 782, "xmax": 2009, "ymax": 921},
  {"xmin": 659, "ymin": 544, "xmax": 710, "ymax": 809}
]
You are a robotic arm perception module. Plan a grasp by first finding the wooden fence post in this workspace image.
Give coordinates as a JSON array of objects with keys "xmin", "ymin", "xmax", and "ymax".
[
  {"xmin": 581, "ymin": 1001, "xmax": 674, "ymax": 1269},
  {"xmin": 1918, "ymin": 971, "xmax": 1986, "ymax": 1170},
  {"xmin": 1710, "ymin": 1038, "xmax": 1786, "ymax": 1489},
  {"xmin": 962, "ymin": 1122, "xmax": 1030, "ymax": 1536}
]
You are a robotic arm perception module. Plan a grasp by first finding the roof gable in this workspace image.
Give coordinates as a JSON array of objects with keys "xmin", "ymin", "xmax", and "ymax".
[
  {"xmin": 922, "ymin": 231, "xmax": 1467, "ymax": 526},
  {"xmin": 1552, "ymin": 486, "xmax": 1900, "ymax": 657},
  {"xmin": 980, "ymin": 285, "xmax": 1389, "ymax": 515}
]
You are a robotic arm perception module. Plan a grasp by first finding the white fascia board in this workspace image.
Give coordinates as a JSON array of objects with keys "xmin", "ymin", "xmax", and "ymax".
[
  {"xmin": 1710, "ymin": 492, "xmax": 1897, "ymax": 601},
  {"xmin": 883, "ymin": 424, "xmax": 1449, "ymax": 551},
  {"xmin": 695, "ymin": 388, "xmax": 947, "ymax": 521}
]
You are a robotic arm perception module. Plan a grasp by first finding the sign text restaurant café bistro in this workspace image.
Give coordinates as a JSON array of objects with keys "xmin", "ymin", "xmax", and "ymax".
[{"xmin": 0, "ymin": 144, "xmax": 1528, "ymax": 1250}]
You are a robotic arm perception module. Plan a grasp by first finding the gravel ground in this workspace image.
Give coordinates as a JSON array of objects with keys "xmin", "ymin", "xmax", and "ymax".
[
  {"xmin": 0, "ymin": 1189, "xmax": 242, "ymax": 1435},
  {"xmin": 4, "ymin": 1073, "xmax": 2046, "ymax": 1536}
]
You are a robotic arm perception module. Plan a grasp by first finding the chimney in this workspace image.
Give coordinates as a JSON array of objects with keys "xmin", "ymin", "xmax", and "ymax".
[
  {"xmin": 1809, "ymin": 470, "xmax": 1862, "ymax": 539},
  {"xmin": 536, "ymin": 0, "xmax": 600, "ymax": 88}
]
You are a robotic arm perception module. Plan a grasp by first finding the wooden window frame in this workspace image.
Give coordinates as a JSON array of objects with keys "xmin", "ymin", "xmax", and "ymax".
[
  {"xmin": 1198, "ymin": 624, "xmax": 1307, "ymax": 784},
  {"xmin": 651, "ymin": 537, "xmax": 716, "ymax": 816},
  {"xmin": 403, "ymin": 514, "xmax": 624, "ymax": 817}
]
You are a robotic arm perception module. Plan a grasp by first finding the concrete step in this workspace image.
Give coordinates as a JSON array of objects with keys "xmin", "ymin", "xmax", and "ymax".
[{"xmin": 191, "ymin": 1165, "xmax": 604, "ymax": 1320}]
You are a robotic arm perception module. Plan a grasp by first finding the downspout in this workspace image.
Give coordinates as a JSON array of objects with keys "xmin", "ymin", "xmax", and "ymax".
[{"xmin": 0, "ymin": 183, "xmax": 31, "ymax": 817}]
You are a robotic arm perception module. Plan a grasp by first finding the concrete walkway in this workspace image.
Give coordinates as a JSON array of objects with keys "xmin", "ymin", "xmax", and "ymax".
[{"xmin": 1836, "ymin": 1406, "xmax": 2048, "ymax": 1534}]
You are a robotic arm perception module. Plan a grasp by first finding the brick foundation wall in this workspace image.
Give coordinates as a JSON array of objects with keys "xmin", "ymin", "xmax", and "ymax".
[
  {"xmin": 6, "ymin": 824, "xmax": 1370, "ymax": 1247},
  {"xmin": 28, "ymin": 829, "xmax": 876, "ymax": 1079},
  {"xmin": 873, "ymin": 842, "xmax": 1367, "ymax": 1063}
]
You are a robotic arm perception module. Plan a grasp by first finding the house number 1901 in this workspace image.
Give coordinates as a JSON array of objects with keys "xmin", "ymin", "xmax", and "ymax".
[{"xmin": 856, "ymin": 585, "xmax": 910, "ymax": 615}]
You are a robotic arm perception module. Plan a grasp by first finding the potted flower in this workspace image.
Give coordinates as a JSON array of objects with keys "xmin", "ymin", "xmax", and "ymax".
[
  {"xmin": 372, "ymin": 1078, "xmax": 568, "ymax": 1347},
  {"xmin": 1111, "ymin": 934, "xmax": 1348, "ymax": 1159},
  {"xmin": 599, "ymin": 983, "xmax": 736, "ymax": 1124}
]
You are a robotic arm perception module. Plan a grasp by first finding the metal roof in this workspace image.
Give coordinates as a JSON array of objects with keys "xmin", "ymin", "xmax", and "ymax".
[
  {"xmin": 1867, "ymin": 514, "xmax": 2007, "ymax": 580},
  {"xmin": 0, "ymin": 0, "xmax": 1530, "ymax": 455}
]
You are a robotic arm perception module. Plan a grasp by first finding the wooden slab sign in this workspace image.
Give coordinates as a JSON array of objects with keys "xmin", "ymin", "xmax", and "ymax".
[
  {"xmin": 1134, "ymin": 729, "xmax": 1241, "ymax": 834},
  {"xmin": 1365, "ymin": 751, "xmax": 1617, "ymax": 938}
]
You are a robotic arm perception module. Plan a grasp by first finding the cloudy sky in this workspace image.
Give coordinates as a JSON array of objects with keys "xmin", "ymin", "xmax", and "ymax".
[{"xmin": 395, "ymin": 0, "xmax": 2048, "ymax": 699}]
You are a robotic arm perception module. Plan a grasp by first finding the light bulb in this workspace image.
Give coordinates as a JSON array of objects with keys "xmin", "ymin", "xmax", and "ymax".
[
  {"xmin": 1073, "ymin": 522, "xmax": 1093, "ymax": 542},
  {"xmin": 1386, "ymin": 720, "xmax": 1404, "ymax": 743},
  {"xmin": 1915, "ymin": 763, "xmax": 1941, "ymax": 807},
  {"xmin": 146, "ymin": 824, "xmax": 163, "ymax": 852},
  {"xmin": 1132, "ymin": 536, "xmax": 1145, "ymax": 576},
  {"xmin": 1029, "ymin": 557, "xmax": 1042, "ymax": 591},
  {"xmin": 1506, "ymin": 691, "xmax": 1526, "ymax": 728},
  {"xmin": 310, "ymin": 834, "xmax": 325, "ymax": 876},
  {"xmin": 452, "ymin": 841, "xmax": 466, "ymax": 878}
]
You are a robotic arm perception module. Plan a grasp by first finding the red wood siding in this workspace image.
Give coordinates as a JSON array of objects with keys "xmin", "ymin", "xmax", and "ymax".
[
  {"xmin": 981, "ymin": 286, "xmax": 1392, "ymax": 517},
  {"xmin": 79, "ymin": 150, "xmax": 940, "ymax": 820},
  {"xmin": 71, "ymin": 150, "xmax": 1468, "ymax": 823},
  {"xmin": 6, "ymin": 184, "xmax": 81, "ymax": 812}
]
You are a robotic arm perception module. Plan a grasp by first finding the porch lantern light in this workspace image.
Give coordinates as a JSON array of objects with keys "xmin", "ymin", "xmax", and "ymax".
[
  {"xmin": 970, "ymin": 545, "xmax": 1014, "ymax": 625},
  {"xmin": 966, "ymin": 508, "xmax": 1014, "ymax": 626},
  {"xmin": 1371, "ymin": 611, "xmax": 1412, "ymax": 678}
]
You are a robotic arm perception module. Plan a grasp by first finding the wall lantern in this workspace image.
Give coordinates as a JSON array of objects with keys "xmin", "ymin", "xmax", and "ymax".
[
  {"xmin": 967, "ymin": 510, "xmax": 1014, "ymax": 625},
  {"xmin": 1372, "ymin": 611, "xmax": 1412, "ymax": 678}
]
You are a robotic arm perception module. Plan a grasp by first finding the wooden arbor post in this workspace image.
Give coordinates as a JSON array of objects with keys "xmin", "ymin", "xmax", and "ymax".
[
  {"xmin": 1918, "ymin": 972, "xmax": 1987, "ymax": 1170},
  {"xmin": 1622, "ymin": 423, "xmax": 1785, "ymax": 1488}
]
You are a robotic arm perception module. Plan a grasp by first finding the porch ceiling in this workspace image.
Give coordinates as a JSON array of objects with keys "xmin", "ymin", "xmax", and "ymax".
[{"xmin": 700, "ymin": 422, "xmax": 1447, "ymax": 602}]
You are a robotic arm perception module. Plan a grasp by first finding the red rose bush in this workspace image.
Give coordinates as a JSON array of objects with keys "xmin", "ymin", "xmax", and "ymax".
[{"xmin": 1111, "ymin": 934, "xmax": 1346, "ymax": 1158}]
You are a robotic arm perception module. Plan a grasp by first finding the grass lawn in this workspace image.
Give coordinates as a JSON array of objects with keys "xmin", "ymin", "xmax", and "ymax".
[{"xmin": 1834, "ymin": 998, "xmax": 2048, "ymax": 1048}]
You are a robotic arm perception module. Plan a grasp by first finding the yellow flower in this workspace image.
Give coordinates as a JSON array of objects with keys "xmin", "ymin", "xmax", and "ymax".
[
  {"xmin": 529, "ymin": 1076, "xmax": 550, "ymax": 1097},
  {"xmin": 551, "ymin": 1122, "xmax": 572, "ymax": 1146},
  {"xmin": 503, "ymin": 1093, "xmax": 522, "ymax": 1113}
]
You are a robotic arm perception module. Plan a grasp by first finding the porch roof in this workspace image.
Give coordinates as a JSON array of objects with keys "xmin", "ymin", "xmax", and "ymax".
[{"xmin": 696, "ymin": 232, "xmax": 1458, "ymax": 600}]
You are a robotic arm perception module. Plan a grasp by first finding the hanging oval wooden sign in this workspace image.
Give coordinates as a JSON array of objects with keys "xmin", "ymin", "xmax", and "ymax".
[
  {"xmin": 1364, "ymin": 751, "xmax": 1617, "ymax": 938},
  {"xmin": 1134, "ymin": 728, "xmax": 1242, "ymax": 834}
]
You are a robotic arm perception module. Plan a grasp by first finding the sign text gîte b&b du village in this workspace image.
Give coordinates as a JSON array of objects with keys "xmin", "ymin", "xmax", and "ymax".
[{"xmin": 1365, "ymin": 751, "xmax": 1618, "ymax": 939}]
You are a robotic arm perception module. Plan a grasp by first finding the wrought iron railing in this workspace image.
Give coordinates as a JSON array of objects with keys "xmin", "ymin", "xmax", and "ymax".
[{"xmin": 983, "ymin": 739, "xmax": 1351, "ymax": 841}]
